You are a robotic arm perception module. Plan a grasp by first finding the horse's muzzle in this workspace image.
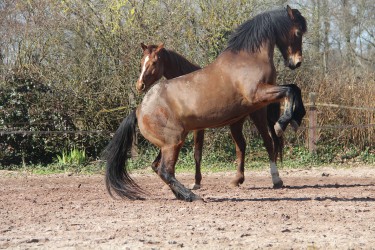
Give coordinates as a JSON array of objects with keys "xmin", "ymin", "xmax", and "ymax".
[
  {"xmin": 287, "ymin": 55, "xmax": 302, "ymax": 70},
  {"xmin": 136, "ymin": 81, "xmax": 146, "ymax": 93},
  {"xmin": 288, "ymin": 61, "xmax": 301, "ymax": 70}
]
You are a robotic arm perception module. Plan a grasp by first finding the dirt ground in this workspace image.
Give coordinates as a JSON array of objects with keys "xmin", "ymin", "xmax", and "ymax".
[{"xmin": 1, "ymin": 166, "xmax": 375, "ymax": 249}]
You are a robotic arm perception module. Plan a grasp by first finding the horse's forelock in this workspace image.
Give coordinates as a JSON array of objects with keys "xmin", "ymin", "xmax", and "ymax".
[
  {"xmin": 294, "ymin": 10, "xmax": 307, "ymax": 33},
  {"xmin": 143, "ymin": 44, "xmax": 158, "ymax": 55}
]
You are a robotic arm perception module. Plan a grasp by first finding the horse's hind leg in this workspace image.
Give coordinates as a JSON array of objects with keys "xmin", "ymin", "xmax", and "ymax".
[
  {"xmin": 194, "ymin": 130, "xmax": 205, "ymax": 187},
  {"xmin": 191, "ymin": 130, "xmax": 204, "ymax": 190},
  {"xmin": 151, "ymin": 150, "xmax": 162, "ymax": 173},
  {"xmin": 158, "ymin": 145, "xmax": 202, "ymax": 202},
  {"xmin": 229, "ymin": 119, "xmax": 246, "ymax": 187},
  {"xmin": 250, "ymin": 109, "xmax": 283, "ymax": 188}
]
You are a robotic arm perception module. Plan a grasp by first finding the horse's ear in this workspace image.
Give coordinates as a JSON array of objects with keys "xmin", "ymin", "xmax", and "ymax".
[
  {"xmin": 156, "ymin": 43, "xmax": 164, "ymax": 53},
  {"xmin": 141, "ymin": 43, "xmax": 148, "ymax": 51},
  {"xmin": 286, "ymin": 5, "xmax": 294, "ymax": 20}
]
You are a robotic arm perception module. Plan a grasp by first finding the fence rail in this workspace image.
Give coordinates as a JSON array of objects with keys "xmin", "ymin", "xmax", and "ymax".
[
  {"xmin": 306, "ymin": 92, "xmax": 374, "ymax": 154},
  {"xmin": 1, "ymin": 93, "xmax": 374, "ymax": 155},
  {"xmin": 305, "ymin": 103, "xmax": 375, "ymax": 112},
  {"xmin": 1, "ymin": 123, "xmax": 375, "ymax": 136},
  {"xmin": 0, "ymin": 130, "xmax": 110, "ymax": 136},
  {"xmin": 299, "ymin": 123, "xmax": 375, "ymax": 130}
]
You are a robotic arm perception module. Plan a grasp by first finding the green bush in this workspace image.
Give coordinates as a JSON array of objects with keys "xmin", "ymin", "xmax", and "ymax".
[{"xmin": 0, "ymin": 66, "xmax": 110, "ymax": 166}]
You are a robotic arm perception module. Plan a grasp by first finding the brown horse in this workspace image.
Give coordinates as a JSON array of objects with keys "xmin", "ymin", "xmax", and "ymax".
[
  {"xmin": 104, "ymin": 6, "xmax": 307, "ymax": 201},
  {"xmin": 137, "ymin": 43, "xmax": 205, "ymax": 189},
  {"xmin": 135, "ymin": 43, "xmax": 285, "ymax": 190}
]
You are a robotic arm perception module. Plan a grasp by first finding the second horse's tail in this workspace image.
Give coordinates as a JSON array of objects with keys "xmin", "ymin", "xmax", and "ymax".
[
  {"xmin": 102, "ymin": 109, "xmax": 143, "ymax": 199},
  {"xmin": 267, "ymin": 103, "xmax": 284, "ymax": 162}
]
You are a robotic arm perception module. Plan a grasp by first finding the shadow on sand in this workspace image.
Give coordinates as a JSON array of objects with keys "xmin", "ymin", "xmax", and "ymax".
[{"xmin": 206, "ymin": 183, "xmax": 375, "ymax": 203}]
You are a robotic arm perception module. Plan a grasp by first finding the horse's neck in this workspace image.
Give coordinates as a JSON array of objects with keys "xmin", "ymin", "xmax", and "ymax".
[
  {"xmin": 258, "ymin": 42, "xmax": 277, "ymax": 82},
  {"xmin": 259, "ymin": 41, "xmax": 276, "ymax": 64},
  {"xmin": 162, "ymin": 50, "xmax": 200, "ymax": 79},
  {"xmin": 234, "ymin": 42, "xmax": 276, "ymax": 82}
]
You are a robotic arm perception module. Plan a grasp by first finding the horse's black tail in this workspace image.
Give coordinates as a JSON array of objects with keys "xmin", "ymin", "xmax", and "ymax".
[
  {"xmin": 267, "ymin": 103, "xmax": 284, "ymax": 162},
  {"xmin": 102, "ymin": 109, "xmax": 144, "ymax": 199}
]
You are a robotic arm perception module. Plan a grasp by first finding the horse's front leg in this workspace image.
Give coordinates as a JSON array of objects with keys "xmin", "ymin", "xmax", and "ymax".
[
  {"xmin": 190, "ymin": 129, "xmax": 204, "ymax": 190},
  {"xmin": 273, "ymin": 84, "xmax": 306, "ymax": 136},
  {"xmin": 229, "ymin": 118, "xmax": 246, "ymax": 187},
  {"xmin": 288, "ymin": 84, "xmax": 306, "ymax": 131},
  {"xmin": 275, "ymin": 84, "xmax": 306, "ymax": 136},
  {"xmin": 255, "ymin": 83, "xmax": 306, "ymax": 137},
  {"xmin": 250, "ymin": 109, "xmax": 283, "ymax": 188}
]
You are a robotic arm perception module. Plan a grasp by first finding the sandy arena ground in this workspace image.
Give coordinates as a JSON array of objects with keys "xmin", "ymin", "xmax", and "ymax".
[{"xmin": 1, "ymin": 166, "xmax": 375, "ymax": 249}]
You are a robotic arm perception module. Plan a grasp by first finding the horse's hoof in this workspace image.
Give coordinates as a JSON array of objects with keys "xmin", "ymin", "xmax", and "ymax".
[
  {"xmin": 273, "ymin": 180, "xmax": 284, "ymax": 189},
  {"xmin": 191, "ymin": 194, "xmax": 204, "ymax": 202},
  {"xmin": 229, "ymin": 175, "xmax": 245, "ymax": 187},
  {"xmin": 190, "ymin": 183, "xmax": 201, "ymax": 190},
  {"xmin": 182, "ymin": 193, "xmax": 203, "ymax": 202},
  {"xmin": 229, "ymin": 182, "xmax": 239, "ymax": 188},
  {"xmin": 274, "ymin": 122, "xmax": 284, "ymax": 137},
  {"xmin": 171, "ymin": 186, "xmax": 202, "ymax": 202},
  {"xmin": 229, "ymin": 179, "xmax": 242, "ymax": 188},
  {"xmin": 290, "ymin": 120, "xmax": 299, "ymax": 132}
]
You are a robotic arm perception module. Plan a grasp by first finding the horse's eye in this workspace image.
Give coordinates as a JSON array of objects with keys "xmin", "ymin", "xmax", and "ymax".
[{"xmin": 295, "ymin": 30, "xmax": 302, "ymax": 37}]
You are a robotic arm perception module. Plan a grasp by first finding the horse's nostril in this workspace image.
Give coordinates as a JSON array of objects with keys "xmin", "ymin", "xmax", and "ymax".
[
  {"xmin": 296, "ymin": 62, "xmax": 301, "ymax": 68},
  {"xmin": 136, "ymin": 82, "xmax": 145, "ymax": 93}
]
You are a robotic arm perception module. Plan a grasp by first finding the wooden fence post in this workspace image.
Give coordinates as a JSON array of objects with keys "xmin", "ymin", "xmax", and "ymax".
[{"xmin": 308, "ymin": 92, "xmax": 317, "ymax": 154}]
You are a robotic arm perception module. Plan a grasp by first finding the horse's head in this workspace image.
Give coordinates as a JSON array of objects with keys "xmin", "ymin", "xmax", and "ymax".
[
  {"xmin": 136, "ymin": 43, "xmax": 165, "ymax": 93},
  {"xmin": 277, "ymin": 5, "xmax": 307, "ymax": 70}
]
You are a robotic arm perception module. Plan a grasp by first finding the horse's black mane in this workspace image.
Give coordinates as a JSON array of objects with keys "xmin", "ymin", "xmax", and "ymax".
[
  {"xmin": 225, "ymin": 7, "xmax": 307, "ymax": 53},
  {"xmin": 163, "ymin": 49, "xmax": 201, "ymax": 75},
  {"xmin": 147, "ymin": 45, "xmax": 200, "ymax": 76}
]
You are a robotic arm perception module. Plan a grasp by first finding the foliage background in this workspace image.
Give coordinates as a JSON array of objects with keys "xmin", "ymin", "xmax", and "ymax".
[{"xmin": 0, "ymin": 0, "xmax": 374, "ymax": 167}]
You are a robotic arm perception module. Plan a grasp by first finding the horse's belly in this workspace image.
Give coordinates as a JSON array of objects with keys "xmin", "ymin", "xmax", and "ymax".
[{"xmin": 182, "ymin": 103, "xmax": 252, "ymax": 130}]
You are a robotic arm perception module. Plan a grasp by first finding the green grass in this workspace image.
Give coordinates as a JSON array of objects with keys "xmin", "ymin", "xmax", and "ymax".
[
  {"xmin": 55, "ymin": 147, "xmax": 87, "ymax": 166},
  {"xmin": 26, "ymin": 147, "xmax": 100, "ymax": 174},
  {"xmin": 1, "ymin": 162, "xmax": 105, "ymax": 175}
]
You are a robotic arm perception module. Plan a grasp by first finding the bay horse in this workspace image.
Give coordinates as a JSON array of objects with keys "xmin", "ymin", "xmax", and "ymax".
[
  {"xmin": 135, "ymin": 43, "xmax": 285, "ymax": 190},
  {"xmin": 104, "ymin": 6, "xmax": 307, "ymax": 201}
]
